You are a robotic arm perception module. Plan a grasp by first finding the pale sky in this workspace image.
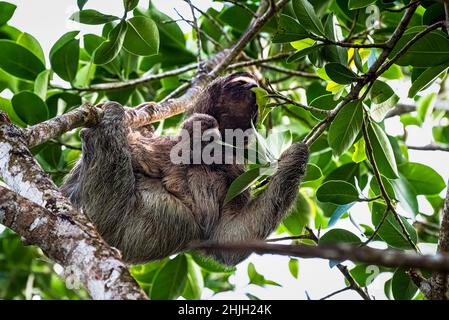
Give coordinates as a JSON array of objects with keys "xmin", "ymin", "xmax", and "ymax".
[{"xmin": 3, "ymin": 0, "xmax": 449, "ymax": 300}]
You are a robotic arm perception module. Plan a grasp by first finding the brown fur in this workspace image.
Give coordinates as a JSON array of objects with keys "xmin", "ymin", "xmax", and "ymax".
[{"xmin": 61, "ymin": 73, "xmax": 309, "ymax": 265}]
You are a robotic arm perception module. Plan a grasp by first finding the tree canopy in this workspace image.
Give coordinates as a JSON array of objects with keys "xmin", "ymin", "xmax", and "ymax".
[{"xmin": 0, "ymin": 0, "xmax": 449, "ymax": 300}]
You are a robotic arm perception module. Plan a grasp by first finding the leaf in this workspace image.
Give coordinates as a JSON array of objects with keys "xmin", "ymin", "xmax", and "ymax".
[
  {"xmin": 328, "ymin": 100, "xmax": 364, "ymax": 156},
  {"xmin": 352, "ymin": 138, "xmax": 367, "ymax": 163},
  {"xmin": 150, "ymin": 255, "xmax": 188, "ymax": 300},
  {"xmin": 16, "ymin": 32, "xmax": 45, "ymax": 65},
  {"xmin": 399, "ymin": 162, "xmax": 445, "ymax": 195},
  {"xmin": 390, "ymin": 27, "xmax": 449, "ymax": 67},
  {"xmin": 0, "ymin": 1, "xmax": 16, "ymax": 25},
  {"xmin": 328, "ymin": 203, "xmax": 355, "ymax": 227},
  {"xmin": 417, "ymin": 92, "xmax": 436, "ymax": 124},
  {"xmin": 370, "ymin": 95, "xmax": 399, "ymax": 123},
  {"xmin": 319, "ymin": 228, "xmax": 361, "ymax": 245},
  {"xmin": 367, "ymin": 122, "xmax": 398, "ymax": 179},
  {"xmin": 34, "ymin": 70, "xmax": 51, "ymax": 100},
  {"xmin": 0, "ymin": 40, "xmax": 45, "ymax": 80},
  {"xmin": 77, "ymin": 0, "xmax": 88, "ymax": 10},
  {"xmin": 371, "ymin": 202, "xmax": 417, "ymax": 250},
  {"xmin": 325, "ymin": 62, "xmax": 358, "ymax": 84},
  {"xmin": 287, "ymin": 44, "xmax": 323, "ymax": 63},
  {"xmin": 123, "ymin": 16, "xmax": 159, "ymax": 56},
  {"xmin": 224, "ymin": 167, "xmax": 262, "ymax": 205},
  {"xmin": 348, "ymin": 0, "xmax": 377, "ymax": 10},
  {"xmin": 370, "ymin": 80, "xmax": 394, "ymax": 104},
  {"xmin": 288, "ymin": 259, "xmax": 299, "ymax": 279},
  {"xmin": 303, "ymin": 163, "xmax": 322, "ymax": 182},
  {"xmin": 12, "ymin": 91, "xmax": 49, "ymax": 125},
  {"xmin": 272, "ymin": 14, "xmax": 308, "ymax": 43},
  {"xmin": 391, "ymin": 177, "xmax": 419, "ymax": 216},
  {"xmin": 183, "ymin": 256, "xmax": 204, "ymax": 300},
  {"xmin": 408, "ymin": 63, "xmax": 449, "ymax": 98},
  {"xmin": 292, "ymin": 0, "xmax": 325, "ymax": 37},
  {"xmin": 282, "ymin": 193, "xmax": 312, "ymax": 235},
  {"xmin": 50, "ymin": 37, "xmax": 80, "ymax": 83},
  {"xmin": 190, "ymin": 253, "xmax": 236, "ymax": 273},
  {"xmin": 70, "ymin": 10, "xmax": 120, "ymax": 25},
  {"xmin": 248, "ymin": 263, "xmax": 281, "ymax": 287},
  {"xmin": 316, "ymin": 180, "xmax": 360, "ymax": 205},
  {"xmin": 93, "ymin": 20, "xmax": 128, "ymax": 65},
  {"xmin": 392, "ymin": 269, "xmax": 417, "ymax": 300},
  {"xmin": 123, "ymin": 0, "xmax": 139, "ymax": 12},
  {"xmin": 0, "ymin": 96, "xmax": 26, "ymax": 127}
]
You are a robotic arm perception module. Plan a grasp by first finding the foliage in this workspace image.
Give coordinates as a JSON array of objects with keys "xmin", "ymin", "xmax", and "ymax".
[{"xmin": 0, "ymin": 0, "xmax": 448, "ymax": 300}]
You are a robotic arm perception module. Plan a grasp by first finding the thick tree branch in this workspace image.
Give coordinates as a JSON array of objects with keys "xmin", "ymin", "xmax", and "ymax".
[
  {"xmin": 196, "ymin": 241, "xmax": 449, "ymax": 273},
  {"xmin": 0, "ymin": 120, "xmax": 147, "ymax": 300},
  {"xmin": 429, "ymin": 185, "xmax": 449, "ymax": 299}
]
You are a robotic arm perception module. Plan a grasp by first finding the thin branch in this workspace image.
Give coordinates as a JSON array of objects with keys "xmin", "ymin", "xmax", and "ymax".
[
  {"xmin": 320, "ymin": 287, "xmax": 351, "ymax": 300},
  {"xmin": 222, "ymin": 0, "xmax": 256, "ymax": 17},
  {"xmin": 384, "ymin": 0, "xmax": 422, "ymax": 12},
  {"xmin": 407, "ymin": 144, "xmax": 449, "ymax": 152},
  {"xmin": 259, "ymin": 63, "xmax": 320, "ymax": 79},
  {"xmin": 268, "ymin": 92, "xmax": 330, "ymax": 114},
  {"xmin": 189, "ymin": 2, "xmax": 232, "ymax": 44}
]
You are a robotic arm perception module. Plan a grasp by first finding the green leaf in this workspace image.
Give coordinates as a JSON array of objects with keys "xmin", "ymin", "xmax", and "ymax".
[
  {"xmin": 282, "ymin": 193, "xmax": 311, "ymax": 235},
  {"xmin": 150, "ymin": 255, "xmax": 188, "ymax": 300},
  {"xmin": 328, "ymin": 100, "xmax": 364, "ymax": 156},
  {"xmin": 0, "ymin": 40, "xmax": 45, "ymax": 80},
  {"xmin": 34, "ymin": 70, "xmax": 51, "ymax": 100},
  {"xmin": 248, "ymin": 263, "xmax": 281, "ymax": 287},
  {"xmin": 12, "ymin": 91, "xmax": 49, "ymax": 125},
  {"xmin": 409, "ymin": 63, "xmax": 449, "ymax": 98},
  {"xmin": 77, "ymin": 0, "xmax": 88, "ymax": 10},
  {"xmin": 287, "ymin": 44, "xmax": 323, "ymax": 63},
  {"xmin": 223, "ymin": 167, "xmax": 262, "ymax": 205},
  {"xmin": 0, "ymin": 2, "xmax": 16, "ymax": 25},
  {"xmin": 417, "ymin": 92, "xmax": 436, "ymax": 124},
  {"xmin": 16, "ymin": 32, "xmax": 45, "ymax": 65},
  {"xmin": 303, "ymin": 163, "xmax": 322, "ymax": 182},
  {"xmin": 316, "ymin": 180, "xmax": 360, "ymax": 205},
  {"xmin": 391, "ymin": 177, "xmax": 419, "ymax": 216},
  {"xmin": 348, "ymin": 0, "xmax": 377, "ymax": 10},
  {"xmin": 371, "ymin": 202, "xmax": 417, "ymax": 250},
  {"xmin": 325, "ymin": 62, "xmax": 358, "ymax": 84},
  {"xmin": 370, "ymin": 81, "xmax": 399, "ymax": 122},
  {"xmin": 0, "ymin": 96, "xmax": 26, "ymax": 127},
  {"xmin": 392, "ymin": 269, "xmax": 417, "ymax": 300},
  {"xmin": 123, "ymin": 16, "xmax": 159, "ymax": 56},
  {"xmin": 272, "ymin": 14, "xmax": 308, "ymax": 43},
  {"xmin": 123, "ymin": 0, "xmax": 139, "ymax": 12},
  {"xmin": 390, "ymin": 27, "xmax": 449, "ymax": 67},
  {"xmin": 319, "ymin": 228, "xmax": 361, "ymax": 245},
  {"xmin": 183, "ymin": 256, "xmax": 204, "ymax": 300},
  {"xmin": 50, "ymin": 37, "xmax": 80, "ymax": 83},
  {"xmin": 292, "ymin": 0, "xmax": 325, "ymax": 37},
  {"xmin": 370, "ymin": 80, "xmax": 394, "ymax": 104},
  {"xmin": 324, "ymin": 163, "xmax": 360, "ymax": 185},
  {"xmin": 399, "ymin": 162, "xmax": 445, "ymax": 195},
  {"xmin": 367, "ymin": 122, "xmax": 398, "ymax": 179},
  {"xmin": 352, "ymin": 138, "xmax": 367, "ymax": 163},
  {"xmin": 381, "ymin": 64, "xmax": 403, "ymax": 80},
  {"xmin": 190, "ymin": 253, "xmax": 236, "ymax": 273},
  {"xmin": 93, "ymin": 20, "xmax": 128, "ymax": 65},
  {"xmin": 288, "ymin": 259, "xmax": 299, "ymax": 279},
  {"xmin": 70, "ymin": 10, "xmax": 120, "ymax": 25}
]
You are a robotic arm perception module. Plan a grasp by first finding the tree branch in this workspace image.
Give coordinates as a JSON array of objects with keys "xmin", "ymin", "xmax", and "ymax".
[
  {"xmin": 0, "ymin": 120, "xmax": 147, "ymax": 299},
  {"xmin": 196, "ymin": 241, "xmax": 449, "ymax": 273}
]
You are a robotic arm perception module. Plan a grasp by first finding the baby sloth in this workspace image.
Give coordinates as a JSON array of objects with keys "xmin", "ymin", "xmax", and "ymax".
[{"xmin": 62, "ymin": 72, "xmax": 309, "ymax": 265}]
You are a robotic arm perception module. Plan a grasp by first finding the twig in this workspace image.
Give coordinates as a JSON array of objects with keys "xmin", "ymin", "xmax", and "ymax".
[
  {"xmin": 319, "ymin": 287, "xmax": 351, "ymax": 300},
  {"xmin": 222, "ymin": 0, "xmax": 256, "ymax": 17},
  {"xmin": 407, "ymin": 144, "xmax": 449, "ymax": 152},
  {"xmin": 384, "ymin": 0, "xmax": 422, "ymax": 12},
  {"xmin": 259, "ymin": 63, "xmax": 319, "ymax": 79}
]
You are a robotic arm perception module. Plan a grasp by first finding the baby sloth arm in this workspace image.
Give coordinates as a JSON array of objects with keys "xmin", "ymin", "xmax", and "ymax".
[{"xmin": 209, "ymin": 142, "xmax": 309, "ymax": 265}]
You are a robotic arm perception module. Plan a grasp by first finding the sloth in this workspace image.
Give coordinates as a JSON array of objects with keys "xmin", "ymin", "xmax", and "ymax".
[{"xmin": 61, "ymin": 72, "xmax": 309, "ymax": 265}]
